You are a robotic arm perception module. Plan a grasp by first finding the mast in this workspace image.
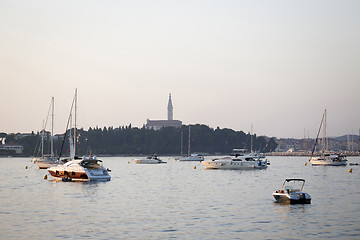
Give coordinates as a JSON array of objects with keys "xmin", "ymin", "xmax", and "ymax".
[
  {"xmin": 250, "ymin": 124, "xmax": 253, "ymax": 153},
  {"xmin": 180, "ymin": 129, "xmax": 183, "ymax": 157},
  {"xmin": 41, "ymin": 120, "xmax": 45, "ymax": 157},
  {"xmin": 69, "ymin": 114, "xmax": 75, "ymax": 159},
  {"xmin": 188, "ymin": 125, "xmax": 191, "ymax": 157},
  {"xmin": 310, "ymin": 110, "xmax": 326, "ymax": 158},
  {"xmin": 51, "ymin": 97, "xmax": 54, "ymax": 159},
  {"xmin": 322, "ymin": 109, "xmax": 327, "ymax": 157},
  {"xmin": 74, "ymin": 89, "xmax": 77, "ymax": 157}
]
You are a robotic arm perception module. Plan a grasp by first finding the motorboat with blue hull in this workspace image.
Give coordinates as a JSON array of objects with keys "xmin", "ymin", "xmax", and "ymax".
[{"xmin": 272, "ymin": 179, "xmax": 311, "ymax": 204}]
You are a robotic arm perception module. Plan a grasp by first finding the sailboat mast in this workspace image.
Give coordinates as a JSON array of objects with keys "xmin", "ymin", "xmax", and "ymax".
[
  {"xmin": 41, "ymin": 120, "xmax": 44, "ymax": 157},
  {"xmin": 322, "ymin": 109, "xmax": 327, "ymax": 156},
  {"xmin": 51, "ymin": 97, "xmax": 54, "ymax": 158},
  {"xmin": 188, "ymin": 125, "xmax": 191, "ymax": 157},
  {"xmin": 180, "ymin": 129, "xmax": 183, "ymax": 157},
  {"xmin": 74, "ymin": 89, "xmax": 77, "ymax": 157},
  {"xmin": 250, "ymin": 124, "xmax": 253, "ymax": 153}
]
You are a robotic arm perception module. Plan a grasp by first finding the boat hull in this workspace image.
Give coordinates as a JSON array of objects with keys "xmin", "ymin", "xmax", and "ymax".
[
  {"xmin": 177, "ymin": 156, "xmax": 204, "ymax": 161},
  {"xmin": 202, "ymin": 160, "xmax": 267, "ymax": 170},
  {"xmin": 310, "ymin": 159, "xmax": 347, "ymax": 166},
  {"xmin": 272, "ymin": 192, "xmax": 311, "ymax": 204},
  {"xmin": 36, "ymin": 162, "xmax": 58, "ymax": 169}
]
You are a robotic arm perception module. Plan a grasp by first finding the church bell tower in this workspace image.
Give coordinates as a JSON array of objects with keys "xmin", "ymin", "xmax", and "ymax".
[{"xmin": 167, "ymin": 93, "xmax": 173, "ymax": 120}]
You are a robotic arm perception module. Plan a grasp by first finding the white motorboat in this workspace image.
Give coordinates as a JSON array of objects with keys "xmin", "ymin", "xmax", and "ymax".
[
  {"xmin": 202, "ymin": 153, "xmax": 268, "ymax": 170},
  {"xmin": 310, "ymin": 109, "xmax": 347, "ymax": 166},
  {"xmin": 272, "ymin": 179, "xmax": 311, "ymax": 204},
  {"xmin": 133, "ymin": 155, "xmax": 166, "ymax": 164},
  {"xmin": 48, "ymin": 156, "xmax": 111, "ymax": 182}
]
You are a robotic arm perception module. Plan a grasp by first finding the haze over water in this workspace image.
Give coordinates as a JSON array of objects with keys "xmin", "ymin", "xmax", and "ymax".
[{"xmin": 1, "ymin": 156, "xmax": 359, "ymax": 239}]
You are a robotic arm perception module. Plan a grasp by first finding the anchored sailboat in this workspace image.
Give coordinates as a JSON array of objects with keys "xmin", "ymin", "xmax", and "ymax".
[
  {"xmin": 177, "ymin": 125, "xmax": 204, "ymax": 161},
  {"xmin": 310, "ymin": 109, "xmax": 347, "ymax": 166},
  {"xmin": 33, "ymin": 97, "xmax": 60, "ymax": 169}
]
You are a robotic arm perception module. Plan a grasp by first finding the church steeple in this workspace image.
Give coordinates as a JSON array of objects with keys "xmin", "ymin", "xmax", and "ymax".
[{"xmin": 167, "ymin": 93, "xmax": 173, "ymax": 120}]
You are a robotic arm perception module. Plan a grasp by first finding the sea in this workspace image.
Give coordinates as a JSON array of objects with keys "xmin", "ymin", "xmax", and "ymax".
[{"xmin": 1, "ymin": 156, "xmax": 359, "ymax": 240}]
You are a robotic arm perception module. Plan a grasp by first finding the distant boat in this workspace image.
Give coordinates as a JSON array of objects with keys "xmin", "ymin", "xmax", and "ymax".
[
  {"xmin": 33, "ymin": 97, "xmax": 60, "ymax": 169},
  {"xmin": 310, "ymin": 109, "xmax": 347, "ymax": 166},
  {"xmin": 176, "ymin": 125, "xmax": 204, "ymax": 161},
  {"xmin": 202, "ymin": 152, "xmax": 268, "ymax": 170},
  {"xmin": 272, "ymin": 179, "xmax": 311, "ymax": 204},
  {"xmin": 48, "ymin": 89, "xmax": 111, "ymax": 181},
  {"xmin": 133, "ymin": 155, "xmax": 167, "ymax": 164}
]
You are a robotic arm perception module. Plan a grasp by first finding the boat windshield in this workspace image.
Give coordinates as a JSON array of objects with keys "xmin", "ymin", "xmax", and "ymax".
[{"xmin": 81, "ymin": 160, "xmax": 102, "ymax": 169}]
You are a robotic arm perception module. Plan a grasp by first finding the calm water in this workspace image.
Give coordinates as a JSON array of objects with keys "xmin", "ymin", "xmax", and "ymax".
[{"xmin": 1, "ymin": 156, "xmax": 359, "ymax": 239}]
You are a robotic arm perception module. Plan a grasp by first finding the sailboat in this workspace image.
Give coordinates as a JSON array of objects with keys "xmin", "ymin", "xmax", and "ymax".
[
  {"xmin": 177, "ymin": 125, "xmax": 204, "ymax": 161},
  {"xmin": 310, "ymin": 109, "xmax": 347, "ymax": 166},
  {"xmin": 48, "ymin": 89, "xmax": 111, "ymax": 181},
  {"xmin": 33, "ymin": 97, "xmax": 60, "ymax": 169}
]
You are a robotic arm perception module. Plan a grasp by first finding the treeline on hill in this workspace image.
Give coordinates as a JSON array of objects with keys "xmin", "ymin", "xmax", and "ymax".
[{"xmin": 3, "ymin": 124, "xmax": 278, "ymax": 157}]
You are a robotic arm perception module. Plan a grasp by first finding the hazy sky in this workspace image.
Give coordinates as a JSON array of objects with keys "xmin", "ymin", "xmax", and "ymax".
[{"xmin": 1, "ymin": 0, "xmax": 359, "ymax": 138}]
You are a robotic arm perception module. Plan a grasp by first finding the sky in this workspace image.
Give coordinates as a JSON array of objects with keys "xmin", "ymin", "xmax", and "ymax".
[{"xmin": 0, "ymin": 0, "xmax": 359, "ymax": 139}]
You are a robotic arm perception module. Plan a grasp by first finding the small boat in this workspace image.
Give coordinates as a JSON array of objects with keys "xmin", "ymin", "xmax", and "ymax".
[
  {"xmin": 48, "ymin": 155, "xmax": 111, "ymax": 182},
  {"xmin": 202, "ymin": 153, "xmax": 268, "ymax": 170},
  {"xmin": 272, "ymin": 179, "xmax": 311, "ymax": 204},
  {"xmin": 177, "ymin": 153, "xmax": 204, "ymax": 161},
  {"xmin": 349, "ymin": 162, "xmax": 359, "ymax": 166},
  {"xmin": 310, "ymin": 109, "xmax": 347, "ymax": 166},
  {"xmin": 133, "ymin": 155, "xmax": 166, "ymax": 164}
]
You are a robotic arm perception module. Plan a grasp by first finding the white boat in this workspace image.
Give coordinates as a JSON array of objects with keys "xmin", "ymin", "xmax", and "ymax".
[
  {"xmin": 310, "ymin": 109, "xmax": 347, "ymax": 166},
  {"xmin": 48, "ymin": 156, "xmax": 111, "ymax": 182},
  {"xmin": 176, "ymin": 125, "xmax": 204, "ymax": 161},
  {"xmin": 177, "ymin": 153, "xmax": 204, "ymax": 161},
  {"xmin": 47, "ymin": 89, "xmax": 111, "ymax": 182},
  {"xmin": 272, "ymin": 179, "xmax": 311, "ymax": 204},
  {"xmin": 310, "ymin": 153, "xmax": 347, "ymax": 166},
  {"xmin": 202, "ymin": 153, "xmax": 268, "ymax": 170},
  {"xmin": 133, "ymin": 155, "xmax": 166, "ymax": 164}
]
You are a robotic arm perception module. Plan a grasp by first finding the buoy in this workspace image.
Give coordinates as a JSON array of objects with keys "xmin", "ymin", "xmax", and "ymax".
[
  {"xmin": 194, "ymin": 166, "xmax": 196, "ymax": 169},
  {"xmin": 349, "ymin": 168, "xmax": 352, "ymax": 173},
  {"xmin": 128, "ymin": 161, "xmax": 130, "ymax": 164},
  {"xmin": 25, "ymin": 166, "xmax": 28, "ymax": 169},
  {"xmin": 44, "ymin": 175, "xmax": 48, "ymax": 180},
  {"xmin": 305, "ymin": 162, "xmax": 307, "ymax": 166}
]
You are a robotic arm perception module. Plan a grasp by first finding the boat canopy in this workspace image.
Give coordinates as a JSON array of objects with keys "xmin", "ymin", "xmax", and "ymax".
[{"xmin": 285, "ymin": 179, "xmax": 305, "ymax": 182}]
